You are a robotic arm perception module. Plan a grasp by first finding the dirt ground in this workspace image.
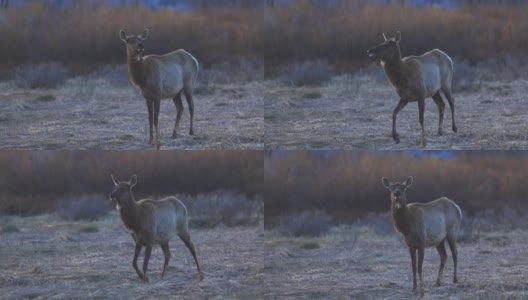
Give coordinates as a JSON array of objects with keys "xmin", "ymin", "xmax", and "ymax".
[
  {"xmin": 0, "ymin": 213, "xmax": 264, "ymax": 299},
  {"xmin": 265, "ymin": 75, "xmax": 528, "ymax": 150},
  {"xmin": 0, "ymin": 78, "xmax": 263, "ymax": 150},
  {"xmin": 264, "ymin": 224, "xmax": 528, "ymax": 299}
]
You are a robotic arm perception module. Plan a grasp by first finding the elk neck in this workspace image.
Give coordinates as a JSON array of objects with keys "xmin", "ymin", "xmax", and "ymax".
[
  {"xmin": 391, "ymin": 201, "xmax": 411, "ymax": 235},
  {"xmin": 382, "ymin": 47, "xmax": 407, "ymax": 89},
  {"xmin": 118, "ymin": 190, "xmax": 142, "ymax": 232},
  {"xmin": 127, "ymin": 51, "xmax": 148, "ymax": 89}
]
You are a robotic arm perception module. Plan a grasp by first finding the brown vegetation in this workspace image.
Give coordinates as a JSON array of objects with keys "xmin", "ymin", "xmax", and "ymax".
[
  {"xmin": 0, "ymin": 151, "xmax": 263, "ymax": 215},
  {"xmin": 265, "ymin": 151, "xmax": 528, "ymax": 227},
  {"xmin": 0, "ymin": 2, "xmax": 262, "ymax": 78},
  {"xmin": 265, "ymin": 2, "xmax": 528, "ymax": 76}
]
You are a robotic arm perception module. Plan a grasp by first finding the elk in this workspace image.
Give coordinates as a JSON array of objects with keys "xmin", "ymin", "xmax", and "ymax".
[
  {"xmin": 119, "ymin": 29, "xmax": 198, "ymax": 145},
  {"xmin": 110, "ymin": 174, "xmax": 202, "ymax": 282},
  {"xmin": 382, "ymin": 176, "xmax": 461, "ymax": 296},
  {"xmin": 367, "ymin": 32, "xmax": 457, "ymax": 147}
]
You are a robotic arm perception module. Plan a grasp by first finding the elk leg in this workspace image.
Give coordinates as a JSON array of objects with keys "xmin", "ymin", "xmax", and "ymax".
[
  {"xmin": 442, "ymin": 88, "xmax": 457, "ymax": 132},
  {"xmin": 409, "ymin": 247, "xmax": 417, "ymax": 292},
  {"xmin": 435, "ymin": 240, "xmax": 447, "ymax": 286},
  {"xmin": 418, "ymin": 98, "xmax": 426, "ymax": 147},
  {"xmin": 432, "ymin": 92, "xmax": 445, "ymax": 136},
  {"xmin": 418, "ymin": 247, "xmax": 425, "ymax": 296},
  {"xmin": 183, "ymin": 86, "xmax": 194, "ymax": 135},
  {"xmin": 447, "ymin": 236, "xmax": 458, "ymax": 283},
  {"xmin": 160, "ymin": 243, "xmax": 171, "ymax": 278},
  {"xmin": 392, "ymin": 99, "xmax": 408, "ymax": 144},
  {"xmin": 142, "ymin": 245, "xmax": 152, "ymax": 283},
  {"xmin": 153, "ymin": 98, "xmax": 161, "ymax": 144},
  {"xmin": 172, "ymin": 92, "xmax": 184, "ymax": 138},
  {"xmin": 132, "ymin": 243, "xmax": 145, "ymax": 281},
  {"xmin": 146, "ymin": 100, "xmax": 154, "ymax": 144},
  {"xmin": 178, "ymin": 231, "xmax": 201, "ymax": 273}
]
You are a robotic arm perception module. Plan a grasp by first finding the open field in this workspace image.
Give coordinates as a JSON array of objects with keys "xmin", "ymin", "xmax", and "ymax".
[
  {"xmin": 265, "ymin": 76, "xmax": 528, "ymax": 150},
  {"xmin": 0, "ymin": 78, "xmax": 263, "ymax": 150},
  {"xmin": 0, "ymin": 213, "xmax": 264, "ymax": 299},
  {"xmin": 264, "ymin": 219, "xmax": 528, "ymax": 299}
]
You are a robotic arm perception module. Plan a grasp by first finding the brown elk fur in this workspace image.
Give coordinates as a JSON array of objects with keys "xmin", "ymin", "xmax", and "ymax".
[
  {"xmin": 110, "ymin": 174, "xmax": 202, "ymax": 282},
  {"xmin": 382, "ymin": 176, "xmax": 461, "ymax": 296},
  {"xmin": 119, "ymin": 29, "xmax": 198, "ymax": 146},
  {"xmin": 367, "ymin": 31, "xmax": 457, "ymax": 147}
]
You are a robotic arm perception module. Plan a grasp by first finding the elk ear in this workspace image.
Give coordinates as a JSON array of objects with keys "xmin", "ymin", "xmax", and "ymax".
[
  {"xmin": 119, "ymin": 30, "xmax": 127, "ymax": 43},
  {"xmin": 139, "ymin": 29, "xmax": 149, "ymax": 41},
  {"xmin": 404, "ymin": 176, "xmax": 413, "ymax": 188},
  {"xmin": 129, "ymin": 175, "xmax": 138, "ymax": 188},
  {"xmin": 382, "ymin": 33, "xmax": 388, "ymax": 41},
  {"xmin": 111, "ymin": 174, "xmax": 118, "ymax": 186},
  {"xmin": 382, "ymin": 177, "xmax": 391, "ymax": 189},
  {"xmin": 395, "ymin": 31, "xmax": 401, "ymax": 43}
]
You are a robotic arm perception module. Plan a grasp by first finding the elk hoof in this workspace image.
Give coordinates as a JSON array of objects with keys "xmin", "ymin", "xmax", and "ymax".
[
  {"xmin": 171, "ymin": 132, "xmax": 178, "ymax": 139},
  {"xmin": 189, "ymin": 130, "xmax": 195, "ymax": 136},
  {"xmin": 452, "ymin": 125, "xmax": 458, "ymax": 132},
  {"xmin": 392, "ymin": 133, "xmax": 400, "ymax": 144},
  {"xmin": 438, "ymin": 129, "xmax": 443, "ymax": 136},
  {"xmin": 434, "ymin": 281, "xmax": 441, "ymax": 287}
]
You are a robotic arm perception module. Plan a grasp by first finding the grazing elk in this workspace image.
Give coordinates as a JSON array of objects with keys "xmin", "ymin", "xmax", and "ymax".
[
  {"xmin": 382, "ymin": 176, "xmax": 461, "ymax": 296},
  {"xmin": 119, "ymin": 29, "xmax": 198, "ymax": 145},
  {"xmin": 367, "ymin": 32, "xmax": 457, "ymax": 147},
  {"xmin": 110, "ymin": 174, "xmax": 202, "ymax": 282}
]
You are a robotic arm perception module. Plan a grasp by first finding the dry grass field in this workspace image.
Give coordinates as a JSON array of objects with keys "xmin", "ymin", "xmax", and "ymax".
[
  {"xmin": 265, "ymin": 75, "xmax": 528, "ymax": 150},
  {"xmin": 264, "ymin": 216, "xmax": 528, "ymax": 299},
  {"xmin": 0, "ymin": 77, "xmax": 263, "ymax": 150},
  {"xmin": 0, "ymin": 212, "xmax": 264, "ymax": 299}
]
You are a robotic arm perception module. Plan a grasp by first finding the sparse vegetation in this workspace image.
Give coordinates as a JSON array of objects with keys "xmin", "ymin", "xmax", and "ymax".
[
  {"xmin": 57, "ymin": 194, "xmax": 110, "ymax": 221},
  {"xmin": 265, "ymin": 2, "xmax": 528, "ymax": 76},
  {"xmin": 35, "ymin": 95, "xmax": 56, "ymax": 102},
  {"xmin": 0, "ymin": 213, "xmax": 263, "ymax": 299},
  {"xmin": 280, "ymin": 61, "xmax": 335, "ymax": 86},
  {"xmin": 265, "ymin": 151, "xmax": 528, "ymax": 227},
  {"xmin": 184, "ymin": 191, "xmax": 263, "ymax": 228},
  {"xmin": 277, "ymin": 211, "xmax": 333, "ymax": 237},
  {"xmin": 302, "ymin": 91, "xmax": 322, "ymax": 99},
  {"xmin": 0, "ymin": 151, "xmax": 263, "ymax": 216},
  {"xmin": 1, "ymin": 224, "xmax": 19, "ymax": 233},
  {"xmin": 14, "ymin": 62, "xmax": 66, "ymax": 89},
  {"xmin": 0, "ymin": 2, "xmax": 262, "ymax": 78},
  {"xmin": 265, "ymin": 210, "xmax": 528, "ymax": 299},
  {"xmin": 79, "ymin": 225, "xmax": 98, "ymax": 233},
  {"xmin": 300, "ymin": 241, "xmax": 320, "ymax": 249}
]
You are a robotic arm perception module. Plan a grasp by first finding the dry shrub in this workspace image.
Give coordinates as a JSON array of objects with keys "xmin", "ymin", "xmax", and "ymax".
[
  {"xmin": 14, "ymin": 62, "xmax": 66, "ymax": 89},
  {"xmin": 183, "ymin": 190, "xmax": 263, "ymax": 228},
  {"xmin": 89, "ymin": 64, "xmax": 130, "ymax": 87},
  {"xmin": 0, "ymin": 2, "xmax": 262, "ymax": 77},
  {"xmin": 0, "ymin": 151, "xmax": 263, "ymax": 216},
  {"xmin": 279, "ymin": 61, "xmax": 335, "ymax": 86},
  {"xmin": 277, "ymin": 210, "xmax": 333, "ymax": 237},
  {"xmin": 265, "ymin": 151, "xmax": 528, "ymax": 227},
  {"xmin": 265, "ymin": 2, "xmax": 528, "ymax": 76},
  {"xmin": 56, "ymin": 194, "xmax": 111, "ymax": 221}
]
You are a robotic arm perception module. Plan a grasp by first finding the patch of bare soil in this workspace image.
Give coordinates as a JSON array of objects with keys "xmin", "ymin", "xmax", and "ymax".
[
  {"xmin": 265, "ymin": 76, "xmax": 528, "ymax": 150},
  {"xmin": 0, "ymin": 213, "xmax": 264, "ymax": 299}
]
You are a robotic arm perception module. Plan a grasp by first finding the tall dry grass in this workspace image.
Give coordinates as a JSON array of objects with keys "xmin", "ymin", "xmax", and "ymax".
[
  {"xmin": 265, "ymin": 2, "xmax": 528, "ymax": 76},
  {"xmin": 265, "ymin": 151, "xmax": 528, "ymax": 227},
  {"xmin": 0, "ymin": 151, "xmax": 263, "ymax": 215},
  {"xmin": 0, "ymin": 1, "xmax": 262, "ymax": 77}
]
